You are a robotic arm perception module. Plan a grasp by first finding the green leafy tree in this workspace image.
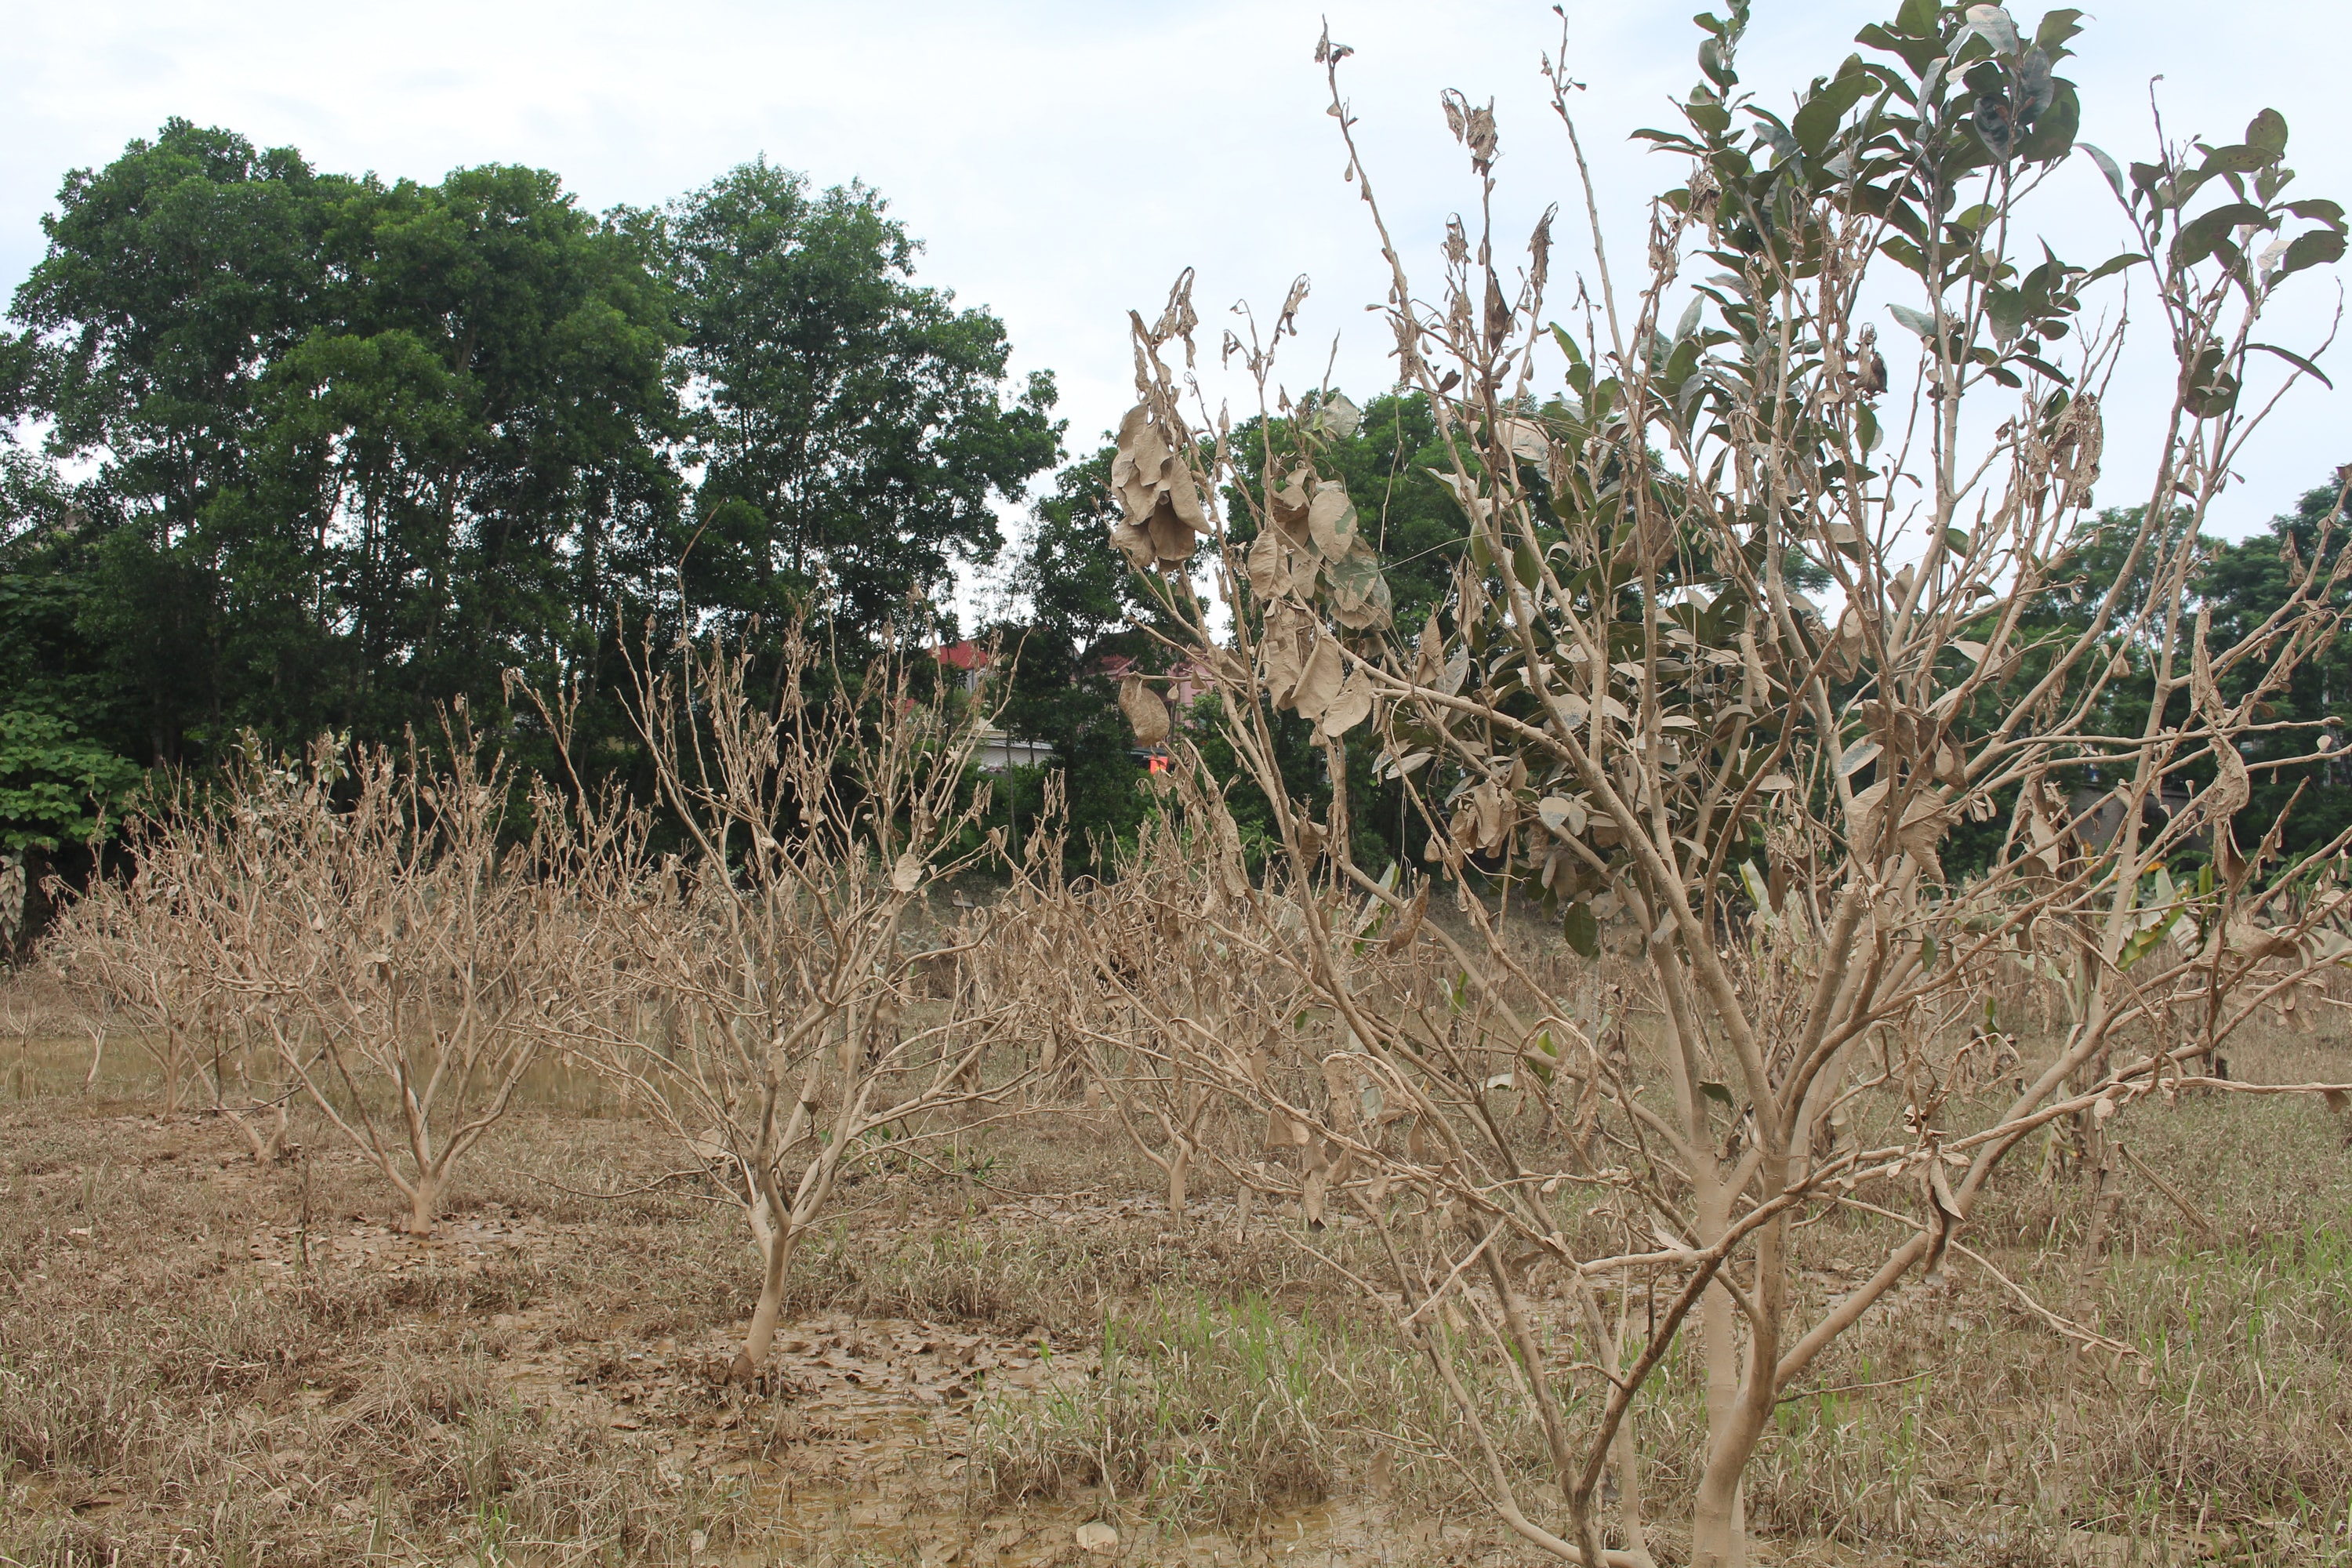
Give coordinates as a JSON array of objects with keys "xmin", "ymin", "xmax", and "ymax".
[
  {"xmin": 241, "ymin": 161, "xmax": 682, "ymax": 748},
  {"xmin": 7, "ymin": 123, "xmax": 683, "ymax": 771},
  {"xmin": 8, "ymin": 121, "xmax": 343, "ymax": 763},
  {"xmin": 666, "ymin": 160, "xmax": 1061, "ymax": 647},
  {"xmin": 11, "ymin": 120, "xmax": 339, "ymax": 539},
  {"xmin": 0, "ymin": 710, "xmax": 140, "ymax": 855},
  {"xmin": 0, "ymin": 436, "xmax": 147, "ymax": 886},
  {"xmin": 982, "ymin": 448, "xmax": 1157, "ymax": 869}
]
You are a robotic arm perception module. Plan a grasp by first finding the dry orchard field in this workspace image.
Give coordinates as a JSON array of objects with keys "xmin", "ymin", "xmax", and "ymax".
[{"xmin": 9, "ymin": 3, "xmax": 2352, "ymax": 1566}]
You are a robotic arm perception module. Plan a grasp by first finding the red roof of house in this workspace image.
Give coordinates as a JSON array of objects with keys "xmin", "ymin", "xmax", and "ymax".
[{"xmin": 932, "ymin": 641, "xmax": 989, "ymax": 672}]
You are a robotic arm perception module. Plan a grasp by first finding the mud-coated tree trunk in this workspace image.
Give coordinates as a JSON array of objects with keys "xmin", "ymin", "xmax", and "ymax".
[
  {"xmin": 1166, "ymin": 1139, "xmax": 1192, "ymax": 1221},
  {"xmin": 1690, "ymin": 1184, "xmax": 1747, "ymax": 1568},
  {"xmin": 731, "ymin": 1218, "xmax": 799, "ymax": 1381},
  {"xmin": 405, "ymin": 1167, "xmax": 445, "ymax": 1235}
]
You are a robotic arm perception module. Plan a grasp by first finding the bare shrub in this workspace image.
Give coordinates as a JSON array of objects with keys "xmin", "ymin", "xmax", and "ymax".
[
  {"xmin": 53, "ymin": 722, "xmax": 579, "ymax": 1229},
  {"xmin": 544, "ymin": 631, "xmax": 1052, "ymax": 1379},
  {"xmin": 45, "ymin": 824, "xmax": 238, "ymax": 1120},
  {"xmin": 1090, "ymin": 5, "xmax": 2352, "ymax": 1563},
  {"xmin": 1061, "ymin": 771, "xmax": 1317, "ymax": 1225}
]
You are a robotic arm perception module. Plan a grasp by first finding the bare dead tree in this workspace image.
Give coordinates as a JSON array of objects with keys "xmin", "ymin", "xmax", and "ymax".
[
  {"xmin": 58, "ymin": 723, "xmax": 579, "ymax": 1226},
  {"xmin": 544, "ymin": 630, "xmax": 1051, "ymax": 1381},
  {"xmin": 1092, "ymin": 6, "xmax": 2352, "ymax": 1564}
]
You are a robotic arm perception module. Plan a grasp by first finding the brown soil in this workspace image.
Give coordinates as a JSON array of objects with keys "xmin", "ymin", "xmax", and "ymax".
[{"xmin": 3, "ymin": 1004, "xmax": 2348, "ymax": 1567}]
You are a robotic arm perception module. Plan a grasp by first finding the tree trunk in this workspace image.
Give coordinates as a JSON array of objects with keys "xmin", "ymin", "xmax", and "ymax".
[
  {"xmin": 1167, "ymin": 1140, "xmax": 1192, "ymax": 1221},
  {"xmin": 1690, "ymin": 1184, "xmax": 1747, "ymax": 1568},
  {"xmin": 732, "ymin": 1220, "xmax": 798, "ymax": 1381},
  {"xmin": 226, "ymin": 1102, "xmax": 289, "ymax": 1166},
  {"xmin": 1690, "ymin": 1468, "xmax": 1746, "ymax": 1568},
  {"xmin": 1610, "ymin": 1404, "xmax": 1654, "ymax": 1566},
  {"xmin": 405, "ymin": 1167, "xmax": 444, "ymax": 1235}
]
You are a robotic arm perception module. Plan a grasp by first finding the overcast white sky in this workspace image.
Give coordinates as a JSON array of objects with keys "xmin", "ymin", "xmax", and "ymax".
[{"xmin": 6, "ymin": 0, "xmax": 2348, "ymax": 576}]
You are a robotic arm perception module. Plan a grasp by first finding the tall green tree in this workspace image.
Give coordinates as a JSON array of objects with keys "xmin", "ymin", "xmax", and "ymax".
[
  {"xmin": 0, "ymin": 437, "xmax": 142, "ymax": 862},
  {"xmin": 244, "ymin": 161, "xmax": 682, "ymax": 744},
  {"xmin": 8, "ymin": 121, "xmax": 343, "ymax": 763},
  {"xmin": 666, "ymin": 160, "xmax": 1061, "ymax": 646},
  {"xmin": 5, "ymin": 122, "xmax": 682, "ymax": 768}
]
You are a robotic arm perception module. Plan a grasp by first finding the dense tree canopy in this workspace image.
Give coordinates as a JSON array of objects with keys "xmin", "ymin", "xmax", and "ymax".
[
  {"xmin": 670, "ymin": 160, "xmax": 1061, "ymax": 644},
  {"xmin": 3, "ymin": 120, "xmax": 682, "ymax": 769},
  {"xmin": 1, "ymin": 122, "xmax": 2345, "ymax": 897},
  {"xmin": 1, "ymin": 125, "xmax": 1062, "ymax": 863}
]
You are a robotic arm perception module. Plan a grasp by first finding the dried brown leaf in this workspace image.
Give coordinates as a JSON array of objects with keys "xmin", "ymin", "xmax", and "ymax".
[
  {"xmin": 1307, "ymin": 483, "xmax": 1358, "ymax": 559},
  {"xmin": 1385, "ymin": 883, "xmax": 1429, "ymax": 953},
  {"xmin": 1290, "ymin": 637, "xmax": 1345, "ymax": 724},
  {"xmin": 1318, "ymin": 662, "xmax": 1374, "ymax": 739},
  {"xmin": 1119, "ymin": 676, "xmax": 1171, "ymax": 746}
]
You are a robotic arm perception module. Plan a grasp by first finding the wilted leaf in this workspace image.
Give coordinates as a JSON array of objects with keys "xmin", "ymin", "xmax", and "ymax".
[
  {"xmin": 1563, "ymin": 899, "xmax": 1598, "ymax": 958},
  {"xmin": 1314, "ymin": 393, "xmax": 1363, "ymax": 440},
  {"xmin": 1536, "ymin": 795, "xmax": 1588, "ymax": 835},
  {"xmin": 1428, "ymin": 466, "xmax": 1491, "ymax": 522},
  {"xmin": 1838, "ymin": 739, "xmax": 1882, "ymax": 778},
  {"xmin": 1307, "ymin": 484, "xmax": 1359, "ymax": 559},
  {"xmin": 1364, "ymin": 882, "xmax": 1424, "ymax": 957},
  {"xmin": 1248, "ymin": 527, "xmax": 1307, "ymax": 600},
  {"xmin": 1411, "ymin": 609, "xmax": 1445, "ymax": 684},
  {"xmin": 1317, "ymin": 663, "xmax": 1375, "ymax": 740},
  {"xmin": 1109, "ymin": 400, "xmax": 1206, "ymax": 566},
  {"xmin": 891, "ymin": 854, "xmax": 925, "ymax": 895},
  {"xmin": 1289, "ymin": 637, "xmax": 1345, "ymax": 724},
  {"xmin": 1438, "ymin": 648, "xmax": 1471, "ymax": 698},
  {"xmin": 1494, "ymin": 417, "xmax": 1550, "ymax": 463},
  {"xmin": 1269, "ymin": 466, "xmax": 1312, "ymax": 536},
  {"xmin": 1110, "ymin": 403, "xmax": 1171, "ymax": 517},
  {"xmin": 1470, "ymin": 779, "xmax": 1510, "ymax": 852},
  {"xmin": 1921, "ymin": 1155, "xmax": 1962, "ymax": 1285},
  {"xmin": 1119, "ymin": 675, "xmax": 1171, "ymax": 745},
  {"xmin": 1325, "ymin": 539, "xmax": 1393, "ymax": 630},
  {"xmin": 1848, "ymin": 779, "xmax": 1957, "ymax": 883}
]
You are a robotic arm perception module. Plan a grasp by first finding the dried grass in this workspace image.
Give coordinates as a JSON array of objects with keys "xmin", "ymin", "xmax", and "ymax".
[{"xmin": 4, "ymin": 985, "xmax": 2346, "ymax": 1565}]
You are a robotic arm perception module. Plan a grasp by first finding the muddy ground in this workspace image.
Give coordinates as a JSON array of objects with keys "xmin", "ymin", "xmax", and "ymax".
[{"xmin": 2, "ymin": 1002, "xmax": 2349, "ymax": 1567}]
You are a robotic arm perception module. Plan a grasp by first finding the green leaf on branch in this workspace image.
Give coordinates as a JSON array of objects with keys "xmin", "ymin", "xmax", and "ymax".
[
  {"xmin": 1888, "ymin": 302, "xmax": 1940, "ymax": 339},
  {"xmin": 2017, "ymin": 78, "xmax": 2079, "ymax": 162},
  {"xmin": 2171, "ymin": 202, "xmax": 2271, "ymax": 269},
  {"xmin": 0, "ymin": 710, "xmax": 143, "ymax": 855},
  {"xmin": 2280, "ymin": 230, "xmax": 2348, "ymax": 278},
  {"xmin": 2078, "ymin": 143, "xmax": 2127, "ymax": 205},
  {"xmin": 2246, "ymin": 343, "xmax": 2333, "ymax": 388},
  {"xmin": 1794, "ymin": 71, "xmax": 1874, "ymax": 156},
  {"xmin": 2246, "ymin": 107, "xmax": 2289, "ymax": 160},
  {"xmin": 1564, "ymin": 899, "xmax": 1599, "ymax": 959}
]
